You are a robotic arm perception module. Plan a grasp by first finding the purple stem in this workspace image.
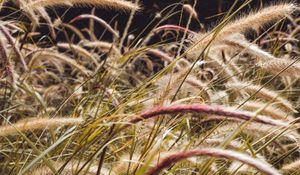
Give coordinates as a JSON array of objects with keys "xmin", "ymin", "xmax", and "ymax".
[
  {"xmin": 154, "ymin": 25, "xmax": 196, "ymax": 34},
  {"xmin": 129, "ymin": 104, "xmax": 286, "ymax": 127},
  {"xmin": 145, "ymin": 148, "xmax": 280, "ymax": 175}
]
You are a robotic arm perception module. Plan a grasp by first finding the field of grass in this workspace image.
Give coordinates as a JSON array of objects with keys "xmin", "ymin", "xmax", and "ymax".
[{"xmin": 0, "ymin": 0, "xmax": 300, "ymax": 174}]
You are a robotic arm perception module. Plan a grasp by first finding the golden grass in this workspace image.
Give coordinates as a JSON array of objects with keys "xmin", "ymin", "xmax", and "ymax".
[
  {"xmin": 1, "ymin": 1, "xmax": 300, "ymax": 175},
  {"xmin": 28, "ymin": 0, "xmax": 140, "ymax": 11},
  {"xmin": 0, "ymin": 117, "xmax": 83, "ymax": 137}
]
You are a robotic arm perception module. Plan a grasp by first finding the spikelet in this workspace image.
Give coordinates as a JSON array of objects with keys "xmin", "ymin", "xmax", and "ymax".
[
  {"xmin": 83, "ymin": 41, "xmax": 115, "ymax": 50},
  {"xmin": 259, "ymin": 58, "xmax": 300, "ymax": 77},
  {"xmin": 0, "ymin": 24, "xmax": 28, "ymax": 71},
  {"xmin": 31, "ymin": 50, "xmax": 91, "ymax": 76},
  {"xmin": 281, "ymin": 159, "xmax": 300, "ymax": 173},
  {"xmin": 154, "ymin": 67, "xmax": 210, "ymax": 106},
  {"xmin": 223, "ymin": 34, "xmax": 277, "ymax": 61},
  {"xmin": 192, "ymin": 3, "xmax": 296, "ymax": 50},
  {"xmin": 220, "ymin": 3, "xmax": 296, "ymax": 36},
  {"xmin": 240, "ymin": 100, "xmax": 291, "ymax": 120},
  {"xmin": 227, "ymin": 82, "xmax": 297, "ymax": 113},
  {"xmin": 16, "ymin": 0, "xmax": 40, "ymax": 26},
  {"xmin": 57, "ymin": 43, "xmax": 99, "ymax": 66},
  {"xmin": 206, "ymin": 54, "xmax": 240, "ymax": 83},
  {"xmin": 0, "ymin": 117, "xmax": 83, "ymax": 137},
  {"xmin": 28, "ymin": 0, "xmax": 140, "ymax": 11},
  {"xmin": 146, "ymin": 49, "xmax": 173, "ymax": 63},
  {"xmin": 183, "ymin": 4, "xmax": 198, "ymax": 19},
  {"xmin": 82, "ymin": 41, "xmax": 121, "ymax": 58},
  {"xmin": 34, "ymin": 6, "xmax": 56, "ymax": 38}
]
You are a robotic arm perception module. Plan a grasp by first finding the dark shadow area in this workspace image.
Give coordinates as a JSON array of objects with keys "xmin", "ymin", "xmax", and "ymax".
[{"xmin": 0, "ymin": 0, "xmax": 294, "ymax": 43}]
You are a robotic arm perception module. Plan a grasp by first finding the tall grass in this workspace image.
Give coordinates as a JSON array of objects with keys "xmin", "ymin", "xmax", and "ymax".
[{"xmin": 0, "ymin": 1, "xmax": 300, "ymax": 174}]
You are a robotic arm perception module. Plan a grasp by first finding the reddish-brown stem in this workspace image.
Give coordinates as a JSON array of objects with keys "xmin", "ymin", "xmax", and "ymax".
[
  {"xmin": 145, "ymin": 148, "xmax": 280, "ymax": 175},
  {"xmin": 154, "ymin": 24, "xmax": 196, "ymax": 34},
  {"xmin": 129, "ymin": 104, "xmax": 286, "ymax": 127},
  {"xmin": 70, "ymin": 14, "xmax": 119, "ymax": 38}
]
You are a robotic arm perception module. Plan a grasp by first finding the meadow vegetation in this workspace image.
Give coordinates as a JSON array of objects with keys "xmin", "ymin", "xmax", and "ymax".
[{"xmin": 0, "ymin": 0, "xmax": 300, "ymax": 174}]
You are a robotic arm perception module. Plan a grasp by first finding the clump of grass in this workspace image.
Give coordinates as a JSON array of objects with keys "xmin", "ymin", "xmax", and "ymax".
[{"xmin": 1, "ymin": 1, "xmax": 300, "ymax": 175}]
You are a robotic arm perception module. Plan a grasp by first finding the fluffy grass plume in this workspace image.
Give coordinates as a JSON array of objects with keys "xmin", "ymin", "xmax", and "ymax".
[
  {"xmin": 1, "ymin": 1, "xmax": 300, "ymax": 174},
  {"xmin": 220, "ymin": 3, "xmax": 296, "ymax": 35},
  {"xmin": 281, "ymin": 159, "xmax": 300, "ymax": 173},
  {"xmin": 259, "ymin": 59, "xmax": 300, "ymax": 77},
  {"xmin": 0, "ymin": 117, "xmax": 83, "ymax": 137},
  {"xmin": 29, "ymin": 0, "xmax": 140, "ymax": 11},
  {"xmin": 193, "ymin": 3, "xmax": 296, "ymax": 48},
  {"xmin": 227, "ymin": 82, "xmax": 297, "ymax": 113}
]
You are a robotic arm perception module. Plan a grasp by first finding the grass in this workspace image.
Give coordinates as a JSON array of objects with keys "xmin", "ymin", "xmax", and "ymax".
[{"xmin": 0, "ymin": 0, "xmax": 300, "ymax": 174}]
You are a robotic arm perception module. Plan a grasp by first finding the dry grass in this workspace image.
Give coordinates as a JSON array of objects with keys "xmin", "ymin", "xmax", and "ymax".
[
  {"xmin": 28, "ymin": 0, "xmax": 140, "ymax": 11},
  {"xmin": 0, "ymin": 1, "xmax": 300, "ymax": 175},
  {"xmin": 0, "ymin": 117, "xmax": 83, "ymax": 137}
]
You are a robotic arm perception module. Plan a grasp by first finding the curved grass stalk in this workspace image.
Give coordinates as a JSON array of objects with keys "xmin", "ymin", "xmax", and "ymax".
[
  {"xmin": 70, "ymin": 14, "xmax": 119, "ymax": 39},
  {"xmin": 0, "ymin": 117, "xmax": 83, "ymax": 137},
  {"xmin": 195, "ymin": 3, "xmax": 296, "ymax": 47},
  {"xmin": 128, "ymin": 104, "xmax": 287, "ymax": 127},
  {"xmin": 227, "ymin": 82, "xmax": 297, "ymax": 113},
  {"xmin": 57, "ymin": 43, "xmax": 99, "ymax": 66},
  {"xmin": 0, "ymin": 24, "xmax": 28, "ymax": 71},
  {"xmin": 240, "ymin": 100, "xmax": 291, "ymax": 120},
  {"xmin": 32, "ymin": 50, "xmax": 91, "ymax": 76},
  {"xmin": 144, "ymin": 148, "xmax": 281, "ymax": 175},
  {"xmin": 28, "ymin": 0, "xmax": 140, "ymax": 11}
]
